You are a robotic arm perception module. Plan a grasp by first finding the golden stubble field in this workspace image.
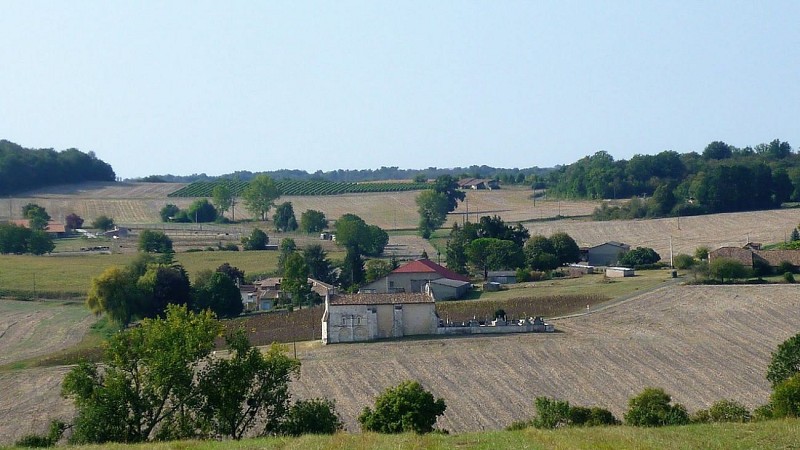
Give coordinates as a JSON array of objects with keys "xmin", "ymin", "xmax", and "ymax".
[{"xmin": 2, "ymin": 284, "xmax": 799, "ymax": 442}]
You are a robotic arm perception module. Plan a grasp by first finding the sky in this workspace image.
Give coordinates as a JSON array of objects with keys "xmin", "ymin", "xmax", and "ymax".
[{"xmin": 1, "ymin": 1, "xmax": 799, "ymax": 179}]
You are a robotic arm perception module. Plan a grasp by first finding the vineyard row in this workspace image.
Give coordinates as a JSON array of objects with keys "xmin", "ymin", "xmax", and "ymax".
[{"xmin": 168, "ymin": 180, "xmax": 431, "ymax": 197}]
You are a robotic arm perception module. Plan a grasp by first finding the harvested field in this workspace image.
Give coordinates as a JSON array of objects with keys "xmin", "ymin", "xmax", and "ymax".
[
  {"xmin": 0, "ymin": 300, "xmax": 95, "ymax": 366},
  {"xmin": 289, "ymin": 284, "xmax": 800, "ymax": 432},
  {"xmin": 2, "ymin": 284, "xmax": 800, "ymax": 443},
  {"xmin": 524, "ymin": 208, "xmax": 800, "ymax": 258}
]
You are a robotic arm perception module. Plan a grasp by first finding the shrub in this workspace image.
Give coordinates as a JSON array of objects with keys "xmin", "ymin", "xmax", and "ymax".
[
  {"xmin": 505, "ymin": 420, "xmax": 531, "ymax": 431},
  {"xmin": 242, "ymin": 228, "xmax": 269, "ymax": 251},
  {"xmin": 281, "ymin": 398, "xmax": 343, "ymax": 436},
  {"xmin": 771, "ymin": 373, "xmax": 800, "ymax": 418},
  {"xmin": 785, "ymin": 272, "xmax": 796, "ymax": 283},
  {"xmin": 14, "ymin": 420, "xmax": 66, "ymax": 448},
  {"xmin": 516, "ymin": 268, "xmax": 532, "ymax": 282},
  {"xmin": 358, "ymin": 381, "xmax": 446, "ymax": 434},
  {"xmin": 707, "ymin": 399, "xmax": 751, "ymax": 422},
  {"xmin": 673, "ymin": 254, "xmax": 695, "ymax": 270},
  {"xmin": 531, "ymin": 397, "xmax": 570, "ymax": 429},
  {"xmin": 584, "ymin": 407, "xmax": 620, "ymax": 426},
  {"xmin": 752, "ymin": 403, "xmax": 774, "ymax": 421},
  {"xmin": 767, "ymin": 332, "xmax": 800, "ymax": 387},
  {"xmin": 624, "ymin": 387, "xmax": 689, "ymax": 427}
]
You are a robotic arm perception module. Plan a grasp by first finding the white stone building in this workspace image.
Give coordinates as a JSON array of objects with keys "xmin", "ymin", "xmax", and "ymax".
[{"xmin": 321, "ymin": 292, "xmax": 437, "ymax": 344}]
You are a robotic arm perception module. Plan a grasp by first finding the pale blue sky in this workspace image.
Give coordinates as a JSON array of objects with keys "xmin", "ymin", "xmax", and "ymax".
[{"xmin": 1, "ymin": 1, "xmax": 798, "ymax": 179}]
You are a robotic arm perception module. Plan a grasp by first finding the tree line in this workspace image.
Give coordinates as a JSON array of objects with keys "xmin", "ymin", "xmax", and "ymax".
[
  {"xmin": 548, "ymin": 139, "xmax": 798, "ymax": 218},
  {"xmin": 0, "ymin": 140, "xmax": 115, "ymax": 195}
]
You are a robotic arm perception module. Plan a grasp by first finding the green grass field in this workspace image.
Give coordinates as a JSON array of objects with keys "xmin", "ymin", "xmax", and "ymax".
[
  {"xmin": 0, "ymin": 250, "xmax": 295, "ymax": 298},
  {"xmin": 44, "ymin": 419, "xmax": 800, "ymax": 450}
]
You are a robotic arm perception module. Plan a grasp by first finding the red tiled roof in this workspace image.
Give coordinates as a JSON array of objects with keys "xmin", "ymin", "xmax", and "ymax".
[
  {"xmin": 391, "ymin": 259, "xmax": 470, "ymax": 282},
  {"xmin": 329, "ymin": 292, "xmax": 433, "ymax": 306}
]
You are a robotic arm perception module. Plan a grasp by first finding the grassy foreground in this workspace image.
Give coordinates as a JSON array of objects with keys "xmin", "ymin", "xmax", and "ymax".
[{"xmin": 50, "ymin": 419, "xmax": 800, "ymax": 450}]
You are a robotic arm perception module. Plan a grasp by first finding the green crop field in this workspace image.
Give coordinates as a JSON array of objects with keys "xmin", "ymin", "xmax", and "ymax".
[
  {"xmin": 168, "ymin": 179, "xmax": 431, "ymax": 197},
  {"xmin": 0, "ymin": 250, "xmax": 311, "ymax": 299}
]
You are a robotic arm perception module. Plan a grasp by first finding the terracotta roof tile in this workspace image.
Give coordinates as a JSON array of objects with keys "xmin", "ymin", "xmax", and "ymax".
[{"xmin": 391, "ymin": 259, "xmax": 470, "ymax": 282}]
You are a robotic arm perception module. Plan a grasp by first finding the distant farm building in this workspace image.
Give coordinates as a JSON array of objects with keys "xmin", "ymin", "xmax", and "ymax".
[
  {"xmin": 8, "ymin": 219, "xmax": 67, "ymax": 238},
  {"xmin": 606, "ymin": 267, "xmax": 635, "ymax": 277},
  {"xmin": 322, "ymin": 292, "xmax": 437, "ymax": 344},
  {"xmin": 359, "ymin": 259, "xmax": 471, "ymax": 300},
  {"xmin": 709, "ymin": 246, "xmax": 800, "ymax": 269},
  {"xmin": 458, "ymin": 178, "xmax": 500, "ymax": 190},
  {"xmin": 487, "ymin": 270, "xmax": 517, "ymax": 284},
  {"xmin": 582, "ymin": 241, "xmax": 630, "ymax": 266}
]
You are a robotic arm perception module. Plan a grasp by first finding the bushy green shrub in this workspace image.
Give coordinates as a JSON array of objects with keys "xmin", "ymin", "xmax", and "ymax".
[
  {"xmin": 532, "ymin": 397, "xmax": 570, "ymax": 429},
  {"xmin": 706, "ymin": 399, "xmax": 751, "ymax": 422},
  {"xmin": 673, "ymin": 254, "xmax": 695, "ymax": 270},
  {"xmin": 505, "ymin": 420, "xmax": 531, "ymax": 431},
  {"xmin": 771, "ymin": 373, "xmax": 800, "ymax": 418},
  {"xmin": 784, "ymin": 272, "xmax": 796, "ymax": 283},
  {"xmin": 358, "ymin": 381, "xmax": 446, "ymax": 434},
  {"xmin": 624, "ymin": 387, "xmax": 689, "ymax": 427},
  {"xmin": 281, "ymin": 398, "xmax": 343, "ymax": 436}
]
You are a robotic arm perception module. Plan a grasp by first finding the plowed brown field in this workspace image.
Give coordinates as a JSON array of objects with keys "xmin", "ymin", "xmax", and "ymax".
[{"xmin": 3, "ymin": 284, "xmax": 798, "ymax": 442}]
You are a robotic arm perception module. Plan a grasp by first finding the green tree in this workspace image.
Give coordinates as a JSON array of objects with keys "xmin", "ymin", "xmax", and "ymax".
[
  {"xmin": 767, "ymin": 333, "xmax": 800, "ymax": 387},
  {"xmin": 549, "ymin": 232, "xmax": 581, "ymax": 266},
  {"xmin": 281, "ymin": 252, "xmax": 312, "ymax": 307},
  {"xmin": 358, "ymin": 380, "xmax": 446, "ymax": 434},
  {"xmin": 432, "ymin": 175, "xmax": 466, "ymax": 213},
  {"xmin": 416, "ymin": 190, "xmax": 449, "ymax": 239},
  {"xmin": 243, "ymin": 174, "xmax": 280, "ymax": 221},
  {"xmin": 524, "ymin": 235, "xmax": 560, "ymax": 271},
  {"xmin": 770, "ymin": 373, "xmax": 800, "ymax": 418},
  {"xmin": 623, "ymin": 387, "xmax": 689, "ymax": 427},
  {"xmin": 211, "ymin": 184, "xmax": 233, "ymax": 218},
  {"xmin": 340, "ymin": 247, "xmax": 365, "ymax": 289},
  {"xmin": 91, "ymin": 215, "xmax": 115, "ymax": 231},
  {"xmin": 27, "ymin": 229, "xmax": 55, "ymax": 255},
  {"xmin": 61, "ymin": 305, "xmax": 221, "ymax": 443},
  {"xmin": 277, "ymin": 238, "xmax": 297, "ymax": 276},
  {"xmin": 136, "ymin": 264, "xmax": 192, "ymax": 319},
  {"xmin": 709, "ymin": 257, "xmax": 750, "ymax": 283},
  {"xmin": 299, "ymin": 209, "xmax": 327, "ymax": 233},
  {"xmin": 187, "ymin": 198, "xmax": 218, "ymax": 223},
  {"xmin": 303, "ymin": 244, "xmax": 335, "ymax": 284},
  {"xmin": 334, "ymin": 214, "xmax": 388, "ymax": 257},
  {"xmin": 138, "ymin": 229, "xmax": 173, "ymax": 253},
  {"xmin": 192, "ymin": 271, "xmax": 243, "ymax": 318},
  {"xmin": 86, "ymin": 266, "xmax": 141, "ymax": 327},
  {"xmin": 281, "ymin": 398, "xmax": 343, "ymax": 436},
  {"xmin": 695, "ymin": 245, "xmax": 710, "ymax": 261},
  {"xmin": 242, "ymin": 228, "xmax": 269, "ymax": 250},
  {"xmin": 365, "ymin": 259, "xmax": 393, "ymax": 283},
  {"xmin": 619, "ymin": 247, "xmax": 661, "ymax": 267},
  {"xmin": 466, "ymin": 238, "xmax": 523, "ymax": 280},
  {"xmin": 22, "ymin": 203, "xmax": 50, "ymax": 230},
  {"xmin": 273, "ymin": 202, "xmax": 298, "ymax": 232},
  {"xmin": 0, "ymin": 223, "xmax": 31, "ymax": 254},
  {"xmin": 215, "ymin": 262, "xmax": 245, "ymax": 285},
  {"xmin": 197, "ymin": 333, "xmax": 300, "ymax": 439},
  {"xmin": 160, "ymin": 204, "xmax": 181, "ymax": 222}
]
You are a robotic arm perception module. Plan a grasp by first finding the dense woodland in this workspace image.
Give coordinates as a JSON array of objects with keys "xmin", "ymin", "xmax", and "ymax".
[
  {"xmin": 0, "ymin": 140, "xmax": 116, "ymax": 195},
  {"xmin": 547, "ymin": 139, "xmax": 798, "ymax": 218}
]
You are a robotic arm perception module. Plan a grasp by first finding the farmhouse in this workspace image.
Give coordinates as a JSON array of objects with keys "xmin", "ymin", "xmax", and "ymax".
[
  {"xmin": 709, "ymin": 246, "xmax": 800, "ymax": 269},
  {"xmin": 240, "ymin": 277, "xmax": 335, "ymax": 311},
  {"xmin": 582, "ymin": 241, "xmax": 630, "ymax": 266},
  {"xmin": 359, "ymin": 259, "xmax": 471, "ymax": 300},
  {"xmin": 321, "ymin": 292, "xmax": 437, "ymax": 344},
  {"xmin": 8, "ymin": 219, "xmax": 67, "ymax": 237}
]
